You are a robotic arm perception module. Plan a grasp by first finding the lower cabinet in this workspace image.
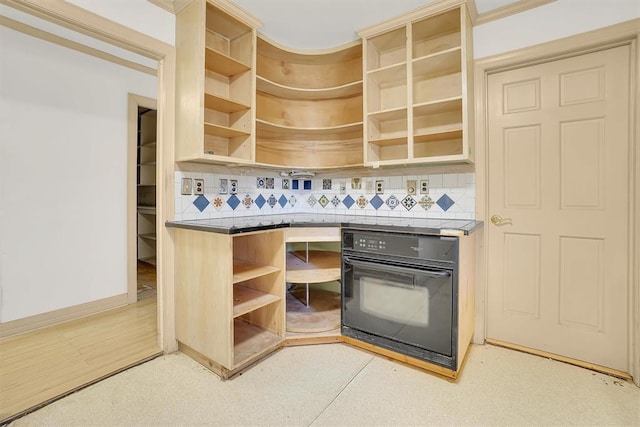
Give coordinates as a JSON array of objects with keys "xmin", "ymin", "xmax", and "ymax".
[{"xmin": 174, "ymin": 228, "xmax": 285, "ymax": 378}]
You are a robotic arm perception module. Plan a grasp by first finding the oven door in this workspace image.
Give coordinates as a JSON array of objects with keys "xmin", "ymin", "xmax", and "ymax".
[{"xmin": 342, "ymin": 254, "xmax": 454, "ymax": 358}]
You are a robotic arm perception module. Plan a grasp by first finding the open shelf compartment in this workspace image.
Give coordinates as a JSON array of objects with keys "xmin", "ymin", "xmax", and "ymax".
[
  {"xmin": 367, "ymin": 26, "xmax": 407, "ymax": 71},
  {"xmin": 286, "ymin": 251, "xmax": 341, "ymax": 284},
  {"xmin": 412, "ymin": 7, "xmax": 461, "ymax": 59}
]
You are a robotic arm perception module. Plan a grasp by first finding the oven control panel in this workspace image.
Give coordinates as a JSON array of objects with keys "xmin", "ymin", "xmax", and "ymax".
[
  {"xmin": 355, "ymin": 237, "xmax": 387, "ymax": 251},
  {"xmin": 343, "ymin": 230, "xmax": 457, "ymax": 263}
]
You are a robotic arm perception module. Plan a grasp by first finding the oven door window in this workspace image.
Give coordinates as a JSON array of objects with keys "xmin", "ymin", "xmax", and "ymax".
[{"xmin": 343, "ymin": 258, "xmax": 453, "ymax": 357}]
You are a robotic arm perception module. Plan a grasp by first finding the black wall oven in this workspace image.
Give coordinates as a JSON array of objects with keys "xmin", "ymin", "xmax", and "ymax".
[{"xmin": 342, "ymin": 229, "xmax": 459, "ymax": 369}]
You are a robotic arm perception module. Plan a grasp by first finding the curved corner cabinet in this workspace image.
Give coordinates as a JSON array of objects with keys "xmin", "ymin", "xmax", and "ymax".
[
  {"xmin": 359, "ymin": 2, "xmax": 474, "ymax": 167},
  {"xmin": 255, "ymin": 37, "xmax": 364, "ymax": 169},
  {"xmin": 175, "ymin": 0, "xmax": 260, "ymax": 165}
]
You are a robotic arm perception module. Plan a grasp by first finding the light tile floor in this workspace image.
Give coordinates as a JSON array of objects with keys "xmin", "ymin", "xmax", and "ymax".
[{"xmin": 11, "ymin": 344, "xmax": 640, "ymax": 426}]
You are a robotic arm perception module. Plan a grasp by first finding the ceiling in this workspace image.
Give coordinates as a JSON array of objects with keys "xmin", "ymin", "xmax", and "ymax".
[{"xmin": 230, "ymin": 0, "xmax": 522, "ymax": 49}]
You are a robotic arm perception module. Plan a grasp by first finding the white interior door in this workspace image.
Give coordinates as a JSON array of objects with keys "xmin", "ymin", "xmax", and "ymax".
[{"xmin": 486, "ymin": 45, "xmax": 631, "ymax": 372}]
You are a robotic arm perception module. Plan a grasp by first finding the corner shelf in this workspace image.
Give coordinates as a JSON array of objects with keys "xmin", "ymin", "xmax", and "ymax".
[
  {"xmin": 286, "ymin": 251, "xmax": 341, "ymax": 284},
  {"xmin": 256, "ymin": 76, "xmax": 363, "ymax": 100},
  {"xmin": 255, "ymin": 36, "xmax": 364, "ymax": 168}
]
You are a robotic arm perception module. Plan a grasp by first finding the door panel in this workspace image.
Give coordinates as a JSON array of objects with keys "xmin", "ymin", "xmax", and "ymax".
[{"xmin": 487, "ymin": 45, "xmax": 630, "ymax": 371}]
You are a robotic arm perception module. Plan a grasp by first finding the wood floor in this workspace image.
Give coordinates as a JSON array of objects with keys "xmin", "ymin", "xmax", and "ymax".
[{"xmin": 0, "ymin": 266, "xmax": 161, "ymax": 422}]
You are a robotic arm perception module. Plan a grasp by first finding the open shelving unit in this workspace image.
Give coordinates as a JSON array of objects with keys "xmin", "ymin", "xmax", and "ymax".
[
  {"xmin": 137, "ymin": 108, "xmax": 157, "ymax": 266},
  {"xmin": 175, "ymin": 228, "xmax": 285, "ymax": 378},
  {"xmin": 175, "ymin": 0, "xmax": 259, "ymax": 165},
  {"xmin": 360, "ymin": 2, "xmax": 474, "ymax": 166},
  {"xmin": 255, "ymin": 36, "xmax": 364, "ymax": 169}
]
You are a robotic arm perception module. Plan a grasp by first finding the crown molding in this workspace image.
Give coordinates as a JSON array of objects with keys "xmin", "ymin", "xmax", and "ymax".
[{"xmin": 475, "ymin": 0, "xmax": 556, "ymax": 26}]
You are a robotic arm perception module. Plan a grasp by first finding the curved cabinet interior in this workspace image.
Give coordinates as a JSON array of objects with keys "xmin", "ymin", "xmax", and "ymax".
[
  {"xmin": 361, "ymin": 3, "xmax": 474, "ymax": 166},
  {"xmin": 175, "ymin": 0, "xmax": 258, "ymax": 165},
  {"xmin": 255, "ymin": 37, "xmax": 364, "ymax": 169}
]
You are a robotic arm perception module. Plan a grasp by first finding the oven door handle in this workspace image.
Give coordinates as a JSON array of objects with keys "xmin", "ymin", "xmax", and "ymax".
[{"xmin": 343, "ymin": 256, "xmax": 452, "ymax": 278}]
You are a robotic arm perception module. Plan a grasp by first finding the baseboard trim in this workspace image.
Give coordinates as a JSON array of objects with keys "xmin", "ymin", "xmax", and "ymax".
[
  {"xmin": 486, "ymin": 338, "xmax": 632, "ymax": 381},
  {"xmin": 0, "ymin": 294, "xmax": 128, "ymax": 339}
]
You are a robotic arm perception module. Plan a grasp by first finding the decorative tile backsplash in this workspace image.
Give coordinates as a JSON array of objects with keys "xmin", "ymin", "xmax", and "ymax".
[{"xmin": 174, "ymin": 172, "xmax": 476, "ymax": 221}]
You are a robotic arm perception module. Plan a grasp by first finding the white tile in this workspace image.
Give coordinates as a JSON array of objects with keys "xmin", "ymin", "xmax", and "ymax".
[
  {"xmin": 442, "ymin": 173, "xmax": 458, "ymax": 188},
  {"xmin": 428, "ymin": 173, "xmax": 443, "ymax": 188}
]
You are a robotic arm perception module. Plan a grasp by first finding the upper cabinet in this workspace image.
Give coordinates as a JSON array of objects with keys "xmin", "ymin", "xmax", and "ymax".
[
  {"xmin": 360, "ymin": 1, "xmax": 474, "ymax": 167},
  {"xmin": 175, "ymin": 0, "xmax": 474, "ymax": 169},
  {"xmin": 255, "ymin": 37, "xmax": 364, "ymax": 169},
  {"xmin": 175, "ymin": 0, "xmax": 260, "ymax": 165}
]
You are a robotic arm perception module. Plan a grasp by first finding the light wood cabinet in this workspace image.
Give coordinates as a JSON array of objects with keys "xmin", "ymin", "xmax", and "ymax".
[
  {"xmin": 174, "ymin": 228, "xmax": 285, "ymax": 378},
  {"xmin": 360, "ymin": 2, "xmax": 474, "ymax": 166},
  {"xmin": 255, "ymin": 37, "xmax": 364, "ymax": 168},
  {"xmin": 175, "ymin": 0, "xmax": 260, "ymax": 165}
]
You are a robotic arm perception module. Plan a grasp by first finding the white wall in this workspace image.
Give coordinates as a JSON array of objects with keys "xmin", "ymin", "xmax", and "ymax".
[
  {"xmin": 474, "ymin": 0, "xmax": 640, "ymax": 59},
  {"xmin": 66, "ymin": 0, "xmax": 175, "ymax": 46},
  {"xmin": 0, "ymin": 27, "xmax": 157, "ymax": 322}
]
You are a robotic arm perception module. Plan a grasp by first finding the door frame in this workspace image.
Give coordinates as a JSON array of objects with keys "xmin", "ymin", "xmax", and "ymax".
[
  {"xmin": 127, "ymin": 94, "xmax": 158, "ymax": 304},
  {"xmin": 474, "ymin": 19, "xmax": 640, "ymax": 384},
  {"xmin": 2, "ymin": 0, "xmax": 178, "ymax": 355}
]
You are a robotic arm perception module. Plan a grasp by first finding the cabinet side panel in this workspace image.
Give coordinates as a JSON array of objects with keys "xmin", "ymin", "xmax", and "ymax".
[
  {"xmin": 457, "ymin": 231, "xmax": 477, "ymax": 370},
  {"xmin": 175, "ymin": 229, "xmax": 234, "ymax": 368},
  {"xmin": 176, "ymin": 0, "xmax": 205, "ymax": 161},
  {"xmin": 461, "ymin": 4, "xmax": 475, "ymax": 162}
]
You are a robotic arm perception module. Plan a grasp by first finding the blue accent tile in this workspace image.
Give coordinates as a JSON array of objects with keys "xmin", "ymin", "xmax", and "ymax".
[
  {"xmin": 303, "ymin": 180, "xmax": 312, "ymax": 190},
  {"xmin": 369, "ymin": 195, "xmax": 384, "ymax": 210},
  {"xmin": 267, "ymin": 194, "xmax": 277, "ymax": 208},
  {"xmin": 193, "ymin": 195, "xmax": 209, "ymax": 212},
  {"xmin": 226, "ymin": 194, "xmax": 240, "ymax": 210},
  {"xmin": 343, "ymin": 195, "xmax": 355, "ymax": 209},
  {"xmin": 278, "ymin": 195, "xmax": 288, "ymax": 207},
  {"xmin": 292, "ymin": 180, "xmax": 299, "ymax": 190},
  {"xmin": 255, "ymin": 194, "xmax": 266, "ymax": 209},
  {"xmin": 436, "ymin": 194, "xmax": 455, "ymax": 212}
]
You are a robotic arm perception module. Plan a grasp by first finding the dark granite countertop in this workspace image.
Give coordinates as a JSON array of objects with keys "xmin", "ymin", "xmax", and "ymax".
[{"xmin": 166, "ymin": 214, "xmax": 483, "ymax": 236}]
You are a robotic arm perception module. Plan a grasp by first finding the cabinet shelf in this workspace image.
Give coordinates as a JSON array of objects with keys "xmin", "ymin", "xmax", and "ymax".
[
  {"xmin": 205, "ymin": 47, "xmax": 250, "ymax": 77},
  {"xmin": 233, "ymin": 260, "xmax": 280, "ymax": 284},
  {"xmin": 137, "ymin": 206, "xmax": 156, "ymax": 215},
  {"xmin": 204, "ymin": 93, "xmax": 250, "ymax": 113},
  {"xmin": 233, "ymin": 285, "xmax": 281, "ymax": 318},
  {"xmin": 256, "ymin": 76, "xmax": 362, "ymax": 100},
  {"xmin": 368, "ymin": 136, "xmax": 408, "ymax": 147},
  {"xmin": 256, "ymin": 119, "xmax": 363, "ymax": 141},
  {"xmin": 234, "ymin": 319, "xmax": 282, "ymax": 367},
  {"xmin": 204, "ymin": 122, "xmax": 250, "ymax": 138},
  {"xmin": 367, "ymin": 63, "xmax": 407, "ymax": 85},
  {"xmin": 286, "ymin": 251, "xmax": 341, "ymax": 284},
  {"xmin": 413, "ymin": 48, "xmax": 461, "ymax": 80},
  {"xmin": 139, "ymin": 233, "xmax": 157, "ymax": 241}
]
